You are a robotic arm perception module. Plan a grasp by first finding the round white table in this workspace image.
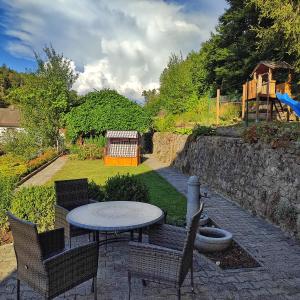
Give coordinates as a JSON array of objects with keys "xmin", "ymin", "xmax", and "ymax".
[{"xmin": 66, "ymin": 201, "xmax": 164, "ymax": 244}]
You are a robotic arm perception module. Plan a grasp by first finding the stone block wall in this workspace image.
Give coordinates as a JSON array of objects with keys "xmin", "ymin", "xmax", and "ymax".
[{"xmin": 153, "ymin": 132, "xmax": 300, "ymax": 238}]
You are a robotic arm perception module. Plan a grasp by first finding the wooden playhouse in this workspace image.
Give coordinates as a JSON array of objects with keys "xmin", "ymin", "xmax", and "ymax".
[
  {"xmin": 104, "ymin": 130, "xmax": 141, "ymax": 166},
  {"xmin": 242, "ymin": 61, "xmax": 297, "ymax": 121}
]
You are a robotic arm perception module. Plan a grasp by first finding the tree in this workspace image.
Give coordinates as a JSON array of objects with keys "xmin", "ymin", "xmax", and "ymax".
[
  {"xmin": 8, "ymin": 46, "xmax": 78, "ymax": 147},
  {"xmin": 65, "ymin": 89, "xmax": 152, "ymax": 141},
  {"xmin": 251, "ymin": 0, "xmax": 300, "ymax": 77},
  {"xmin": 159, "ymin": 54, "xmax": 196, "ymax": 114}
]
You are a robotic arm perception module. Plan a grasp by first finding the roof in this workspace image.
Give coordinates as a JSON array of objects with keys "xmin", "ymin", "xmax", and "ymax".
[
  {"xmin": 0, "ymin": 108, "xmax": 21, "ymax": 128},
  {"xmin": 106, "ymin": 130, "xmax": 139, "ymax": 139},
  {"xmin": 251, "ymin": 61, "xmax": 293, "ymax": 76}
]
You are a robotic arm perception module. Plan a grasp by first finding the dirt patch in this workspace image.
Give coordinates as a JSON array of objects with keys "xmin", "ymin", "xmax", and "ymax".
[
  {"xmin": 202, "ymin": 240, "xmax": 260, "ymax": 270},
  {"xmin": 0, "ymin": 229, "xmax": 13, "ymax": 246}
]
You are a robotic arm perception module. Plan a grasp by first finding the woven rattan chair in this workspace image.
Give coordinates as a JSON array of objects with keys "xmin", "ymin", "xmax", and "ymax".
[
  {"xmin": 54, "ymin": 178, "xmax": 97, "ymax": 247},
  {"xmin": 127, "ymin": 203, "xmax": 204, "ymax": 300},
  {"xmin": 8, "ymin": 212, "xmax": 99, "ymax": 300}
]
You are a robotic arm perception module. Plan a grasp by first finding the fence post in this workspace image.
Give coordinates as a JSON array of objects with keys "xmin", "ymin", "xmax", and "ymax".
[
  {"xmin": 186, "ymin": 176, "xmax": 200, "ymax": 227},
  {"xmin": 216, "ymin": 89, "xmax": 220, "ymax": 125}
]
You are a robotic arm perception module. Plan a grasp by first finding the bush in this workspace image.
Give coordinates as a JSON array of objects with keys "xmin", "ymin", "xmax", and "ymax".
[
  {"xmin": 153, "ymin": 114, "xmax": 176, "ymax": 132},
  {"xmin": 88, "ymin": 180, "xmax": 105, "ymax": 201},
  {"xmin": 10, "ymin": 186, "xmax": 55, "ymax": 232},
  {"xmin": 84, "ymin": 136, "xmax": 107, "ymax": 148},
  {"xmin": 1, "ymin": 130, "xmax": 41, "ymax": 160},
  {"xmin": 191, "ymin": 125, "xmax": 216, "ymax": 140},
  {"xmin": 69, "ymin": 144, "xmax": 103, "ymax": 160},
  {"xmin": 243, "ymin": 122, "xmax": 300, "ymax": 147},
  {"xmin": 0, "ymin": 175, "xmax": 18, "ymax": 230},
  {"xmin": 105, "ymin": 174, "xmax": 150, "ymax": 203},
  {"xmin": 27, "ymin": 148, "xmax": 57, "ymax": 172},
  {"xmin": 0, "ymin": 154, "xmax": 27, "ymax": 177}
]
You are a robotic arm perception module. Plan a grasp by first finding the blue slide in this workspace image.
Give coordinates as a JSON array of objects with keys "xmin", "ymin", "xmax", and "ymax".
[{"xmin": 276, "ymin": 92, "xmax": 300, "ymax": 117}]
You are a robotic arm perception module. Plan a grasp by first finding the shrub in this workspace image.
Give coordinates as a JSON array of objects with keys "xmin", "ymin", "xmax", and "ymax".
[
  {"xmin": 69, "ymin": 144, "xmax": 103, "ymax": 160},
  {"xmin": 1, "ymin": 130, "xmax": 41, "ymax": 160},
  {"xmin": 243, "ymin": 122, "xmax": 300, "ymax": 147},
  {"xmin": 0, "ymin": 174, "xmax": 18, "ymax": 230},
  {"xmin": 88, "ymin": 180, "xmax": 105, "ymax": 201},
  {"xmin": 27, "ymin": 148, "xmax": 57, "ymax": 172},
  {"xmin": 153, "ymin": 114, "xmax": 176, "ymax": 132},
  {"xmin": 0, "ymin": 154, "xmax": 27, "ymax": 177},
  {"xmin": 84, "ymin": 136, "xmax": 107, "ymax": 148},
  {"xmin": 105, "ymin": 174, "xmax": 150, "ymax": 203},
  {"xmin": 191, "ymin": 125, "xmax": 216, "ymax": 140},
  {"xmin": 11, "ymin": 186, "xmax": 55, "ymax": 232}
]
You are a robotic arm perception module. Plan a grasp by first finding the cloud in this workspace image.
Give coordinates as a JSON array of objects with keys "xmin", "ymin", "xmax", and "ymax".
[{"xmin": 2, "ymin": 0, "xmax": 226, "ymax": 100}]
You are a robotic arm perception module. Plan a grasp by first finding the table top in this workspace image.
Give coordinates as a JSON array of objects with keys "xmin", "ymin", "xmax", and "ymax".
[{"xmin": 66, "ymin": 201, "xmax": 164, "ymax": 231}]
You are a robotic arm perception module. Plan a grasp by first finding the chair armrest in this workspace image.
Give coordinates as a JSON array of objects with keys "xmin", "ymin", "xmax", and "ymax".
[
  {"xmin": 148, "ymin": 224, "xmax": 187, "ymax": 251},
  {"xmin": 44, "ymin": 242, "xmax": 99, "ymax": 291},
  {"xmin": 128, "ymin": 241, "xmax": 182, "ymax": 280},
  {"xmin": 39, "ymin": 228, "xmax": 65, "ymax": 259}
]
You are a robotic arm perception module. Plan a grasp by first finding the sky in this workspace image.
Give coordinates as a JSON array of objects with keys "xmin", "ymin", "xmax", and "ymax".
[{"xmin": 0, "ymin": 0, "xmax": 227, "ymax": 100}]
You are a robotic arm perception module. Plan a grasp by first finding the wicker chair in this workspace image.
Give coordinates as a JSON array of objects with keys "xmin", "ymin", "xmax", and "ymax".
[
  {"xmin": 7, "ymin": 212, "xmax": 99, "ymax": 300},
  {"xmin": 54, "ymin": 178, "xmax": 97, "ymax": 247},
  {"xmin": 128, "ymin": 203, "xmax": 204, "ymax": 300}
]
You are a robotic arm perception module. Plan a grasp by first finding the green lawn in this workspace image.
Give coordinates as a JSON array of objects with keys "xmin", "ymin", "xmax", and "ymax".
[{"xmin": 48, "ymin": 158, "xmax": 186, "ymax": 225}]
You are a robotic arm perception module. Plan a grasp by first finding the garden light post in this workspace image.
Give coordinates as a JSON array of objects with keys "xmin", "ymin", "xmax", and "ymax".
[{"xmin": 186, "ymin": 176, "xmax": 200, "ymax": 227}]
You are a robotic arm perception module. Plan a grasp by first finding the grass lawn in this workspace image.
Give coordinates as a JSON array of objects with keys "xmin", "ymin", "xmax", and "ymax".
[{"xmin": 48, "ymin": 157, "xmax": 187, "ymax": 225}]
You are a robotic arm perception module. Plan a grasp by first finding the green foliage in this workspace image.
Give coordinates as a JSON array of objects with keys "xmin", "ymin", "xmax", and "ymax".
[
  {"xmin": 242, "ymin": 122, "xmax": 300, "ymax": 146},
  {"xmin": 65, "ymin": 89, "xmax": 152, "ymax": 141},
  {"xmin": 11, "ymin": 186, "xmax": 55, "ymax": 232},
  {"xmin": 0, "ymin": 64, "xmax": 24, "ymax": 106},
  {"xmin": 8, "ymin": 46, "xmax": 78, "ymax": 147},
  {"xmin": 251, "ymin": 0, "xmax": 300, "ymax": 75},
  {"xmin": 69, "ymin": 144, "xmax": 103, "ymax": 160},
  {"xmin": 153, "ymin": 114, "xmax": 176, "ymax": 132},
  {"xmin": 84, "ymin": 136, "xmax": 107, "ymax": 148},
  {"xmin": 0, "ymin": 154, "xmax": 27, "ymax": 177},
  {"xmin": 191, "ymin": 125, "xmax": 216, "ymax": 140},
  {"xmin": 159, "ymin": 54, "xmax": 196, "ymax": 114},
  {"xmin": 0, "ymin": 175, "xmax": 18, "ymax": 229},
  {"xmin": 88, "ymin": 180, "xmax": 105, "ymax": 201},
  {"xmin": 105, "ymin": 173, "xmax": 150, "ymax": 203},
  {"xmin": 1, "ymin": 130, "xmax": 41, "ymax": 160}
]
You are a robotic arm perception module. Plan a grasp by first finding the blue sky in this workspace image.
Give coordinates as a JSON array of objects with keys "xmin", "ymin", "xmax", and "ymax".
[{"xmin": 0, "ymin": 0, "xmax": 227, "ymax": 98}]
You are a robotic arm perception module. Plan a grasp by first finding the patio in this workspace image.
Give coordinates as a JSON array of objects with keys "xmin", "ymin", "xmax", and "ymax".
[{"xmin": 1, "ymin": 157, "xmax": 300, "ymax": 299}]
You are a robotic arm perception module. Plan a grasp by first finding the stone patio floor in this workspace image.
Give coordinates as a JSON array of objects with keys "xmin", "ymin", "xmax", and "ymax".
[{"xmin": 1, "ymin": 155, "xmax": 300, "ymax": 299}]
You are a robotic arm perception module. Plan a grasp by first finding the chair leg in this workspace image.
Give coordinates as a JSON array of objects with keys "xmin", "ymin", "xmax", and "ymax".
[
  {"xmin": 191, "ymin": 262, "xmax": 194, "ymax": 293},
  {"xmin": 128, "ymin": 272, "xmax": 131, "ymax": 300},
  {"xmin": 91, "ymin": 277, "xmax": 94, "ymax": 293},
  {"xmin": 69, "ymin": 237, "xmax": 72, "ymax": 249},
  {"xmin": 177, "ymin": 287, "xmax": 181, "ymax": 300},
  {"xmin": 17, "ymin": 279, "xmax": 20, "ymax": 300},
  {"xmin": 93, "ymin": 276, "xmax": 97, "ymax": 300}
]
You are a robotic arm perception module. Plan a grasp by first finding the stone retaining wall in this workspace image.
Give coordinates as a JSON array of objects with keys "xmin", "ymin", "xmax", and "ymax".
[{"xmin": 153, "ymin": 132, "xmax": 300, "ymax": 238}]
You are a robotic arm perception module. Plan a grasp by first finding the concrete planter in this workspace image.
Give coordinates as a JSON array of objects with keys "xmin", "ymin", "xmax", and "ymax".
[{"xmin": 195, "ymin": 227, "xmax": 233, "ymax": 253}]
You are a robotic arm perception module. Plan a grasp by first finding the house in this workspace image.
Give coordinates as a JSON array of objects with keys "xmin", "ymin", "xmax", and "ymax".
[{"xmin": 0, "ymin": 106, "xmax": 21, "ymax": 136}]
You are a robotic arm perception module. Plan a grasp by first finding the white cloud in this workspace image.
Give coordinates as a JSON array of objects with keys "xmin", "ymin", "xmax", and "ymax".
[{"xmin": 3, "ymin": 0, "xmax": 226, "ymax": 100}]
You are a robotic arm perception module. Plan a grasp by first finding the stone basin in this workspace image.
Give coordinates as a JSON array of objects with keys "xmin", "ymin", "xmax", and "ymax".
[{"xmin": 194, "ymin": 227, "xmax": 233, "ymax": 252}]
